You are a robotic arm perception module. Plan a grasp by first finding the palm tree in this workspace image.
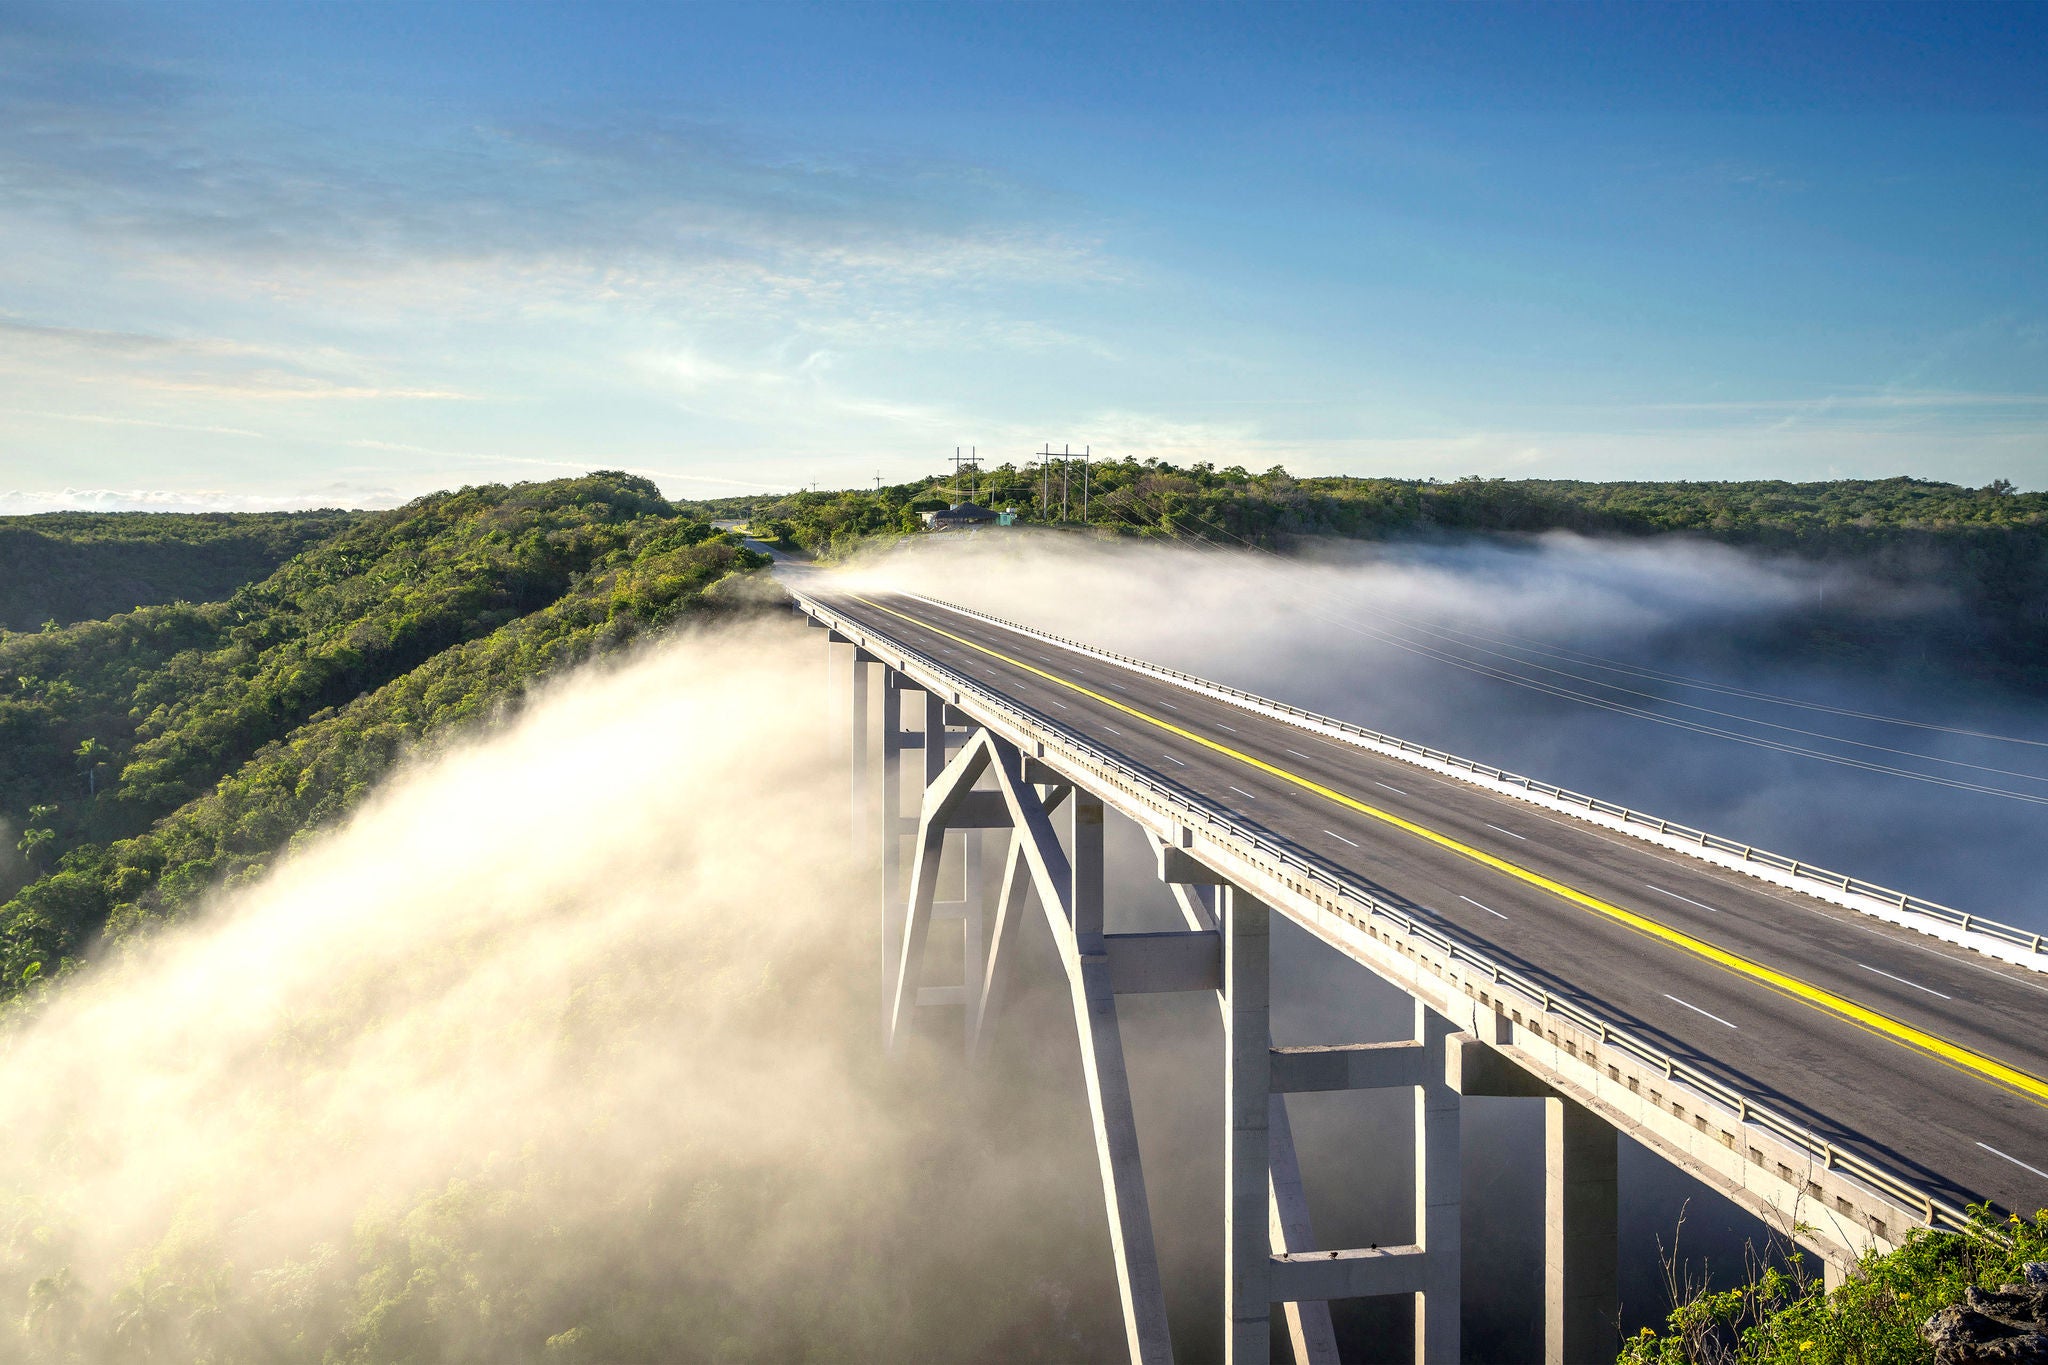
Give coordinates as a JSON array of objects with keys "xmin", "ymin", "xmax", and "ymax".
[{"xmin": 75, "ymin": 737, "xmax": 110, "ymax": 796}]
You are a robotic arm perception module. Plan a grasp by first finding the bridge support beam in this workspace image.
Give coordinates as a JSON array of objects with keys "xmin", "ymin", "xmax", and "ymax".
[
  {"xmin": 1547, "ymin": 1093, "xmax": 1620, "ymax": 1365},
  {"xmin": 1453, "ymin": 1035, "xmax": 1619, "ymax": 1363},
  {"xmin": 849, "ymin": 646, "xmax": 872, "ymax": 849},
  {"xmin": 1224, "ymin": 884, "xmax": 1273, "ymax": 1363},
  {"xmin": 893, "ymin": 725, "xmax": 1174, "ymax": 1361},
  {"xmin": 1415, "ymin": 1004, "xmax": 1462, "ymax": 1365},
  {"xmin": 1151, "ymin": 832, "xmax": 1338, "ymax": 1365}
]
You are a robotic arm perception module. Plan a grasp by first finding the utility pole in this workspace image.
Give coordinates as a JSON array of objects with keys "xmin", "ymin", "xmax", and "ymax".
[
  {"xmin": 1040, "ymin": 446, "xmax": 1049, "ymax": 523},
  {"xmin": 1061, "ymin": 444, "xmax": 1070, "ymax": 522},
  {"xmin": 1082, "ymin": 445, "xmax": 1091, "ymax": 524},
  {"xmin": 950, "ymin": 447, "xmax": 981, "ymax": 502}
]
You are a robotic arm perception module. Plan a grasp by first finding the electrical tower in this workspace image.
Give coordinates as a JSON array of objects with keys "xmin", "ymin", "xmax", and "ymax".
[
  {"xmin": 950, "ymin": 446, "xmax": 981, "ymax": 502},
  {"xmin": 1038, "ymin": 444, "xmax": 1089, "ymax": 523}
]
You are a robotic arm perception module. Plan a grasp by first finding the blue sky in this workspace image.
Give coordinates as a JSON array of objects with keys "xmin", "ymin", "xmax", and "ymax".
[{"xmin": 2, "ymin": 1, "xmax": 2044, "ymax": 508}]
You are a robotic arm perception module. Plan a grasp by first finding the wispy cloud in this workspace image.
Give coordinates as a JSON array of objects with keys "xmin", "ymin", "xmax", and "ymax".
[{"xmin": 0, "ymin": 485, "xmax": 403, "ymax": 513}]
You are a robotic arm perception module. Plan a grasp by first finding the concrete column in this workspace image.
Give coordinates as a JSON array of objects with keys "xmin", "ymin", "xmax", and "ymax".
[
  {"xmin": 1070, "ymin": 790, "xmax": 1105, "ymax": 938},
  {"xmin": 826, "ymin": 639, "xmax": 846, "ymax": 764},
  {"xmin": 849, "ymin": 651, "xmax": 870, "ymax": 849},
  {"xmin": 1545, "ymin": 1094, "xmax": 1619, "ymax": 1365},
  {"xmin": 961, "ymin": 821, "xmax": 985, "ymax": 1052},
  {"xmin": 1416, "ymin": 1003, "xmax": 1461, "ymax": 1365},
  {"xmin": 921, "ymin": 691, "xmax": 947, "ymax": 786},
  {"xmin": 881, "ymin": 676, "xmax": 903, "ymax": 919},
  {"xmin": 1225, "ymin": 884, "xmax": 1273, "ymax": 1365}
]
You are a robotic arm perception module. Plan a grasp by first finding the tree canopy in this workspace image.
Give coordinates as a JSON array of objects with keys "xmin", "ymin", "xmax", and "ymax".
[{"xmin": 0, "ymin": 473, "xmax": 770, "ymax": 1003}]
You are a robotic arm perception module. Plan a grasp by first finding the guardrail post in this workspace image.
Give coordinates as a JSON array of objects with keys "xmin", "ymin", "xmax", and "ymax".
[{"xmin": 1224, "ymin": 883, "xmax": 1273, "ymax": 1365}]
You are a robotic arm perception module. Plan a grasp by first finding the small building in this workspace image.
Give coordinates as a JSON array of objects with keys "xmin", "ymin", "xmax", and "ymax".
[{"xmin": 920, "ymin": 500, "xmax": 1000, "ymax": 531}]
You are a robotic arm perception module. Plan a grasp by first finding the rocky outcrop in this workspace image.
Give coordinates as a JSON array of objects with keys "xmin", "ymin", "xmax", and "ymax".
[{"xmin": 1923, "ymin": 1276, "xmax": 2048, "ymax": 1364}]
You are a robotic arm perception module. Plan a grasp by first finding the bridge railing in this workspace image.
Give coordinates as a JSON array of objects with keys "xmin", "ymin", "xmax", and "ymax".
[
  {"xmin": 802, "ymin": 589, "xmax": 1984, "ymax": 1239},
  {"xmin": 913, "ymin": 594, "xmax": 2047, "ymax": 965}
]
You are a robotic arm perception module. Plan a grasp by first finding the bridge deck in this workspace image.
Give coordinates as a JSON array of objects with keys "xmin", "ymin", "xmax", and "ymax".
[{"xmin": 819, "ymin": 587, "xmax": 2048, "ymax": 1220}]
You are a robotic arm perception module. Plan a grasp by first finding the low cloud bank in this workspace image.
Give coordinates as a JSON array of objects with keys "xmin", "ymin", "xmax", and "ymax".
[
  {"xmin": 847, "ymin": 529, "xmax": 2048, "ymax": 927},
  {"xmin": 0, "ymin": 621, "xmax": 1117, "ymax": 1363}
]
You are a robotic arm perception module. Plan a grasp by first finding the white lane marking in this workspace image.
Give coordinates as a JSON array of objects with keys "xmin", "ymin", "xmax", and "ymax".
[
  {"xmin": 1159, "ymin": 701, "xmax": 1179, "ymax": 710},
  {"xmin": 1645, "ymin": 883, "xmax": 1720, "ymax": 913},
  {"xmin": 1215, "ymin": 723, "xmax": 1237, "ymax": 732},
  {"xmin": 1375, "ymin": 781, "xmax": 1409, "ymax": 796},
  {"xmin": 1102, "ymin": 725, "xmax": 1122, "ymax": 735},
  {"xmin": 1324, "ymin": 830, "xmax": 1359, "ymax": 847},
  {"xmin": 1485, "ymin": 823, "xmax": 1526, "ymax": 840},
  {"xmin": 1046, "ymin": 699, "xmax": 1068, "ymax": 710},
  {"xmin": 1858, "ymin": 962, "xmax": 1952, "ymax": 1000},
  {"xmin": 1227, "ymin": 785, "xmax": 1258, "ymax": 800},
  {"xmin": 1037, "ymin": 654, "xmax": 1055, "ymax": 663},
  {"xmin": 1109, "ymin": 682, "xmax": 1130, "ymax": 691},
  {"xmin": 1162, "ymin": 753, "xmax": 1187, "ymax": 766},
  {"xmin": 1978, "ymin": 1142, "xmax": 2048, "ymax": 1182},
  {"xmin": 1664, "ymin": 994, "xmax": 1739, "ymax": 1029},
  {"xmin": 1285, "ymin": 748, "xmax": 1317, "ymax": 761},
  {"xmin": 1460, "ymin": 895, "xmax": 1508, "ymax": 920}
]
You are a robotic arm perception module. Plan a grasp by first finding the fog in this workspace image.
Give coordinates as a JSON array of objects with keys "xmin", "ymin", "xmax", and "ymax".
[
  {"xmin": 0, "ymin": 622, "xmax": 1124, "ymax": 1362},
  {"xmin": 5, "ymin": 528, "xmax": 2041, "ymax": 1363}
]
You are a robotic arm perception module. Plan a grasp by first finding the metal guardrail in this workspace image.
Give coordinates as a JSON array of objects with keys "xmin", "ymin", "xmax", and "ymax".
[
  {"xmin": 916, "ymin": 594, "xmax": 2046, "ymax": 963},
  {"xmin": 800, "ymin": 589, "xmax": 1986, "ymax": 1237}
]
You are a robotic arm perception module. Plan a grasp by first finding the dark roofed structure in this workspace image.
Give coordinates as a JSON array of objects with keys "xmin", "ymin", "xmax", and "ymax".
[{"xmin": 920, "ymin": 500, "xmax": 1000, "ymax": 530}]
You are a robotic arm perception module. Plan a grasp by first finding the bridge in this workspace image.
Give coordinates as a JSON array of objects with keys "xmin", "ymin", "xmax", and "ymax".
[{"xmin": 790, "ymin": 579, "xmax": 2048, "ymax": 1365}]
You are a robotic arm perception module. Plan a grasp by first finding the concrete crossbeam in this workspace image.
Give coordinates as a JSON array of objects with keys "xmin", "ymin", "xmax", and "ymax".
[
  {"xmin": 1157, "ymin": 843, "xmax": 1228, "ymax": 885},
  {"xmin": 1270, "ymin": 1244, "xmax": 1427, "ymax": 1302},
  {"xmin": 1269, "ymin": 1040, "xmax": 1427, "ymax": 1094}
]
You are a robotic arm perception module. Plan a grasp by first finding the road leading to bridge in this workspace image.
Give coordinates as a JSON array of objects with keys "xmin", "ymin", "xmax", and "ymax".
[{"xmin": 814, "ymin": 585, "xmax": 2048, "ymax": 1219}]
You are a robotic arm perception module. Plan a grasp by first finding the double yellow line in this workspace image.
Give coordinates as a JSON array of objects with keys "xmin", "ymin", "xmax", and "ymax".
[{"xmin": 852, "ymin": 593, "xmax": 2048, "ymax": 1107}]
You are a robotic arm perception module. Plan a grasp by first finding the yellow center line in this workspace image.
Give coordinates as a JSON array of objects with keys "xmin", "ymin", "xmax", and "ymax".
[{"xmin": 849, "ymin": 592, "xmax": 2048, "ymax": 1107}]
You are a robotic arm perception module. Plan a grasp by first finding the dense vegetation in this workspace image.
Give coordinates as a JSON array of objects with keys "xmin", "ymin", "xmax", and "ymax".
[
  {"xmin": 0, "ymin": 473, "xmax": 769, "ymax": 1003},
  {"xmin": 1621, "ymin": 1206, "xmax": 2047, "ymax": 1364},
  {"xmin": 719, "ymin": 463, "xmax": 2048, "ymax": 683},
  {"xmin": 0, "ymin": 511, "xmax": 356, "ymax": 632}
]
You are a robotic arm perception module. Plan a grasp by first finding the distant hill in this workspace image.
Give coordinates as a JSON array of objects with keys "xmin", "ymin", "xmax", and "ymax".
[
  {"xmin": 726, "ymin": 467, "xmax": 2048, "ymax": 683},
  {"xmin": 0, "ymin": 473, "xmax": 771, "ymax": 1003},
  {"xmin": 0, "ymin": 510, "xmax": 360, "ymax": 632}
]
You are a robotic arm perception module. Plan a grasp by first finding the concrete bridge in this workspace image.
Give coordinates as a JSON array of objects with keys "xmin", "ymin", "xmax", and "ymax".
[{"xmin": 792, "ymin": 581, "xmax": 2048, "ymax": 1365}]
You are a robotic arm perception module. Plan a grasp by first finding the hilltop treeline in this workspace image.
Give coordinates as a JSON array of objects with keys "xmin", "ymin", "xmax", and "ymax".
[
  {"xmin": 720, "ymin": 462, "xmax": 2048, "ymax": 680},
  {"xmin": 0, "ymin": 510, "xmax": 357, "ymax": 632},
  {"xmin": 0, "ymin": 473, "xmax": 770, "ymax": 1001}
]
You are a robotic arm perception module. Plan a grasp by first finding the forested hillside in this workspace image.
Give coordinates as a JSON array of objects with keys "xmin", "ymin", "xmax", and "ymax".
[
  {"xmin": 726, "ymin": 464, "xmax": 2048, "ymax": 683},
  {"xmin": 0, "ymin": 510, "xmax": 356, "ymax": 632},
  {"xmin": 0, "ymin": 473, "xmax": 770, "ymax": 1003}
]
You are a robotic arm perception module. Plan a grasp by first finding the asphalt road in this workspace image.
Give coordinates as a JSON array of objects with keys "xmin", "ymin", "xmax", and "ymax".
[{"xmin": 816, "ymin": 586, "xmax": 2048, "ymax": 1220}]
